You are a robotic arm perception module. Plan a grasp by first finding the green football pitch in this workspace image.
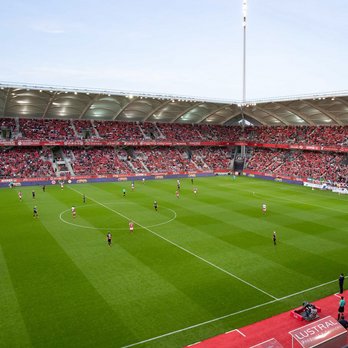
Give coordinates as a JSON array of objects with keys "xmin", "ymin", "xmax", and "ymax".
[{"xmin": 1, "ymin": 176, "xmax": 347, "ymax": 348}]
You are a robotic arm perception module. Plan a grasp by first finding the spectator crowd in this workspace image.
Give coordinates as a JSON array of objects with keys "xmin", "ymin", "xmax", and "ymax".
[{"xmin": 1, "ymin": 118, "xmax": 348, "ymax": 183}]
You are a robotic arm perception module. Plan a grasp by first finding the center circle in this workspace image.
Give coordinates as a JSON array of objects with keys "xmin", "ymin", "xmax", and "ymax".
[{"xmin": 59, "ymin": 203, "xmax": 177, "ymax": 231}]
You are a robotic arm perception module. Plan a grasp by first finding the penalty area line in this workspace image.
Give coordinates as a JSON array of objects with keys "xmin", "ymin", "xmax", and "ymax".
[{"xmin": 68, "ymin": 186, "xmax": 277, "ymax": 301}]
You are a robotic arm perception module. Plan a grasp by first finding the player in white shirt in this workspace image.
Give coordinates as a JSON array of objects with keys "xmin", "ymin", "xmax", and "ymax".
[
  {"xmin": 262, "ymin": 203, "xmax": 267, "ymax": 214},
  {"xmin": 177, "ymin": 179, "xmax": 180, "ymax": 190},
  {"xmin": 71, "ymin": 206, "xmax": 76, "ymax": 218}
]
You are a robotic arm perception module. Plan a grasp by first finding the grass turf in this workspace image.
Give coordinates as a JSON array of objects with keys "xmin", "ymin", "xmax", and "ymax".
[{"xmin": 0, "ymin": 176, "xmax": 347, "ymax": 347}]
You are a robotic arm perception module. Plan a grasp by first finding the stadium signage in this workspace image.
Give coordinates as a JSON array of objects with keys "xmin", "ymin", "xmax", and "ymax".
[
  {"xmin": 332, "ymin": 187, "xmax": 348, "ymax": 194},
  {"xmin": 0, "ymin": 178, "xmax": 15, "ymax": 182},
  {"xmin": 0, "ymin": 171, "xmax": 217, "ymax": 187},
  {"xmin": 289, "ymin": 316, "xmax": 347, "ymax": 348},
  {"xmin": 303, "ymin": 182, "xmax": 324, "ymax": 189},
  {"xmin": 3, "ymin": 139, "xmax": 348, "ymax": 153}
]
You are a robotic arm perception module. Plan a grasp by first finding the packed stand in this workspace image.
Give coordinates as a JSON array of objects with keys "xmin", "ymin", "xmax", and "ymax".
[
  {"xmin": 306, "ymin": 126, "xmax": 348, "ymax": 147},
  {"xmin": 157, "ymin": 124, "xmax": 203, "ymax": 141},
  {"xmin": 140, "ymin": 123, "xmax": 164, "ymax": 139},
  {"xmin": 94, "ymin": 121, "xmax": 144, "ymax": 141},
  {"xmin": 73, "ymin": 120, "xmax": 96, "ymax": 139},
  {"xmin": 132, "ymin": 147, "xmax": 188, "ymax": 173},
  {"xmin": 0, "ymin": 118, "xmax": 17, "ymax": 130},
  {"xmin": 0, "ymin": 147, "xmax": 54, "ymax": 178},
  {"xmin": 192, "ymin": 147, "xmax": 232, "ymax": 170},
  {"xmin": 19, "ymin": 119, "xmax": 76, "ymax": 140},
  {"xmin": 243, "ymin": 126, "xmax": 348, "ymax": 146},
  {"xmin": 70, "ymin": 147, "xmax": 131, "ymax": 175},
  {"xmin": 130, "ymin": 146, "xmax": 232, "ymax": 173},
  {"xmin": 127, "ymin": 148, "xmax": 148, "ymax": 173},
  {"xmin": 198, "ymin": 125, "xmax": 243, "ymax": 141},
  {"xmin": 246, "ymin": 148, "xmax": 348, "ymax": 182},
  {"xmin": 1, "ymin": 117, "xmax": 348, "ymax": 147},
  {"xmin": 274, "ymin": 151, "xmax": 348, "ymax": 182}
]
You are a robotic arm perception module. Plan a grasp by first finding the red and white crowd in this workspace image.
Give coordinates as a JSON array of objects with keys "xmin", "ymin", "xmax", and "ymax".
[{"xmin": 1, "ymin": 118, "xmax": 348, "ymax": 182}]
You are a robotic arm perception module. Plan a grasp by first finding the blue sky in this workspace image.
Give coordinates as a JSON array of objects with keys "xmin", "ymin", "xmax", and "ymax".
[{"xmin": 1, "ymin": 0, "xmax": 347, "ymax": 100}]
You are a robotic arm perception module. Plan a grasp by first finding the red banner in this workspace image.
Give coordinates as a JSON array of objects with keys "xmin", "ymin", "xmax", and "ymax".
[
  {"xmin": 2, "ymin": 138, "xmax": 348, "ymax": 153},
  {"xmin": 0, "ymin": 170, "xmax": 217, "ymax": 184}
]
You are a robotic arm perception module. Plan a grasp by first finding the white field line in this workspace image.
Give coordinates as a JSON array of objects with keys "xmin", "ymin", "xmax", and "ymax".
[
  {"xmin": 239, "ymin": 185, "xmax": 348, "ymax": 214},
  {"xmin": 225, "ymin": 329, "xmax": 246, "ymax": 337},
  {"xmin": 250, "ymin": 338, "xmax": 278, "ymax": 348},
  {"xmin": 59, "ymin": 204, "xmax": 177, "ymax": 231},
  {"xmin": 67, "ymin": 187, "xmax": 341, "ymax": 348},
  {"xmin": 276, "ymin": 277, "xmax": 339, "ymax": 301},
  {"xmin": 120, "ymin": 300, "xmax": 277, "ymax": 348},
  {"xmin": 69, "ymin": 186, "xmax": 277, "ymax": 300},
  {"xmin": 235, "ymin": 329, "xmax": 246, "ymax": 337},
  {"xmin": 120, "ymin": 277, "xmax": 338, "ymax": 348}
]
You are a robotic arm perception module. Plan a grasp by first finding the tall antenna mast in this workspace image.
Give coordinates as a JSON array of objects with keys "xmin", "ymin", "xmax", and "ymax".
[
  {"xmin": 242, "ymin": 0, "xmax": 247, "ymax": 104},
  {"xmin": 240, "ymin": 0, "xmax": 248, "ymax": 128}
]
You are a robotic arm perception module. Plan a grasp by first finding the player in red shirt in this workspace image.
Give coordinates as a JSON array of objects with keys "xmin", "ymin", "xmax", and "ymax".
[
  {"xmin": 176, "ymin": 190, "xmax": 180, "ymax": 198},
  {"xmin": 129, "ymin": 221, "xmax": 134, "ymax": 233}
]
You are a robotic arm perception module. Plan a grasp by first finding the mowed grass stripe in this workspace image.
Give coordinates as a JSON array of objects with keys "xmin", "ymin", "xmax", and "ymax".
[
  {"xmin": 106, "ymin": 179, "xmax": 342, "ymax": 297},
  {"xmin": 40, "ymin": 189, "xmax": 221, "ymax": 337},
  {"xmin": 95, "ymin": 179, "xmax": 346, "ymax": 298},
  {"xmin": 0, "ymin": 246, "xmax": 32, "ymax": 348},
  {"xmin": 69, "ymin": 183, "xmax": 277, "ymax": 306},
  {"xmin": 0, "ymin": 189, "xmax": 136, "ymax": 348},
  {"xmin": 1, "ymin": 176, "xmax": 348, "ymax": 348},
  {"xmin": 44, "ymin": 184, "xmax": 272, "ymax": 343},
  {"xmin": 69, "ymin": 185, "xmax": 278, "ymax": 300},
  {"xmin": 57, "ymin": 183, "xmax": 276, "ymax": 343}
]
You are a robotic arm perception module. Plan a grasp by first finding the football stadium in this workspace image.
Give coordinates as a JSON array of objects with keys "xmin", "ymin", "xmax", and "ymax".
[{"xmin": 1, "ymin": 1, "xmax": 348, "ymax": 348}]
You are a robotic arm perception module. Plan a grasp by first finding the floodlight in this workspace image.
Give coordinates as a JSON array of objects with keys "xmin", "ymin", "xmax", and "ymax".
[{"xmin": 242, "ymin": 0, "xmax": 248, "ymax": 26}]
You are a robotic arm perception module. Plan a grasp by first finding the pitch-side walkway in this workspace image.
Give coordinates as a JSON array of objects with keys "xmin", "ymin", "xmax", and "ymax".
[{"xmin": 185, "ymin": 290, "xmax": 348, "ymax": 348}]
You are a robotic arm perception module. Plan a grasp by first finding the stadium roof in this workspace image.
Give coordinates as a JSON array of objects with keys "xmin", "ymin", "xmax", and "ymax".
[{"xmin": 1, "ymin": 82, "xmax": 348, "ymax": 126}]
